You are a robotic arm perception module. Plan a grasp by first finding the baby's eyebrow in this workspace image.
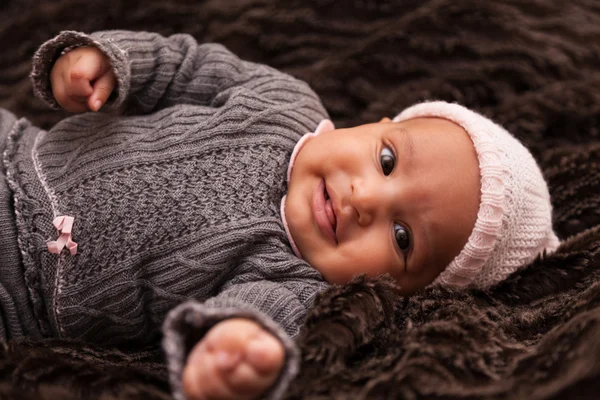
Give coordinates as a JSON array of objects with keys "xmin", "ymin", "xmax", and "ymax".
[
  {"xmin": 415, "ymin": 215, "xmax": 433, "ymax": 272},
  {"xmin": 391, "ymin": 126, "xmax": 415, "ymax": 173}
]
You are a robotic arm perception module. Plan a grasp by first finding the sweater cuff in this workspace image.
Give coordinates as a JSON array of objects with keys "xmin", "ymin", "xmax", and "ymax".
[
  {"xmin": 162, "ymin": 300, "xmax": 300, "ymax": 400},
  {"xmin": 30, "ymin": 30, "xmax": 130, "ymax": 111}
]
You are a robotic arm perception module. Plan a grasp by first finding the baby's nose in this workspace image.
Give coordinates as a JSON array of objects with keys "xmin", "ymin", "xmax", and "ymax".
[{"xmin": 350, "ymin": 178, "xmax": 379, "ymax": 226}]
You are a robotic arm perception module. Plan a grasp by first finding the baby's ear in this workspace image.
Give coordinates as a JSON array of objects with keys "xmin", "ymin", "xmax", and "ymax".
[{"xmin": 380, "ymin": 117, "xmax": 392, "ymax": 123}]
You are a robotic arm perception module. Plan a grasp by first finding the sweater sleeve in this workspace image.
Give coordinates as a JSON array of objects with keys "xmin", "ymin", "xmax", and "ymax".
[
  {"xmin": 30, "ymin": 30, "xmax": 322, "ymax": 115},
  {"xmin": 162, "ymin": 278, "xmax": 328, "ymax": 400}
]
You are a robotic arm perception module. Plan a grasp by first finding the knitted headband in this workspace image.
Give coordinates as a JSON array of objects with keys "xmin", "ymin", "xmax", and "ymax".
[{"xmin": 393, "ymin": 101, "xmax": 560, "ymax": 288}]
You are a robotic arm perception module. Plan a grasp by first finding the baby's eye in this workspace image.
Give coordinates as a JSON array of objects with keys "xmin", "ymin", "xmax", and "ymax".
[
  {"xmin": 380, "ymin": 146, "xmax": 395, "ymax": 176},
  {"xmin": 394, "ymin": 223, "xmax": 411, "ymax": 252}
]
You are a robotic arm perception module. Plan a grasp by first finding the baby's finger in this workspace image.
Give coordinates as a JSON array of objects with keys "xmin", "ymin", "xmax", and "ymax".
[
  {"xmin": 89, "ymin": 70, "xmax": 116, "ymax": 112},
  {"xmin": 245, "ymin": 332, "xmax": 285, "ymax": 375},
  {"xmin": 70, "ymin": 50, "xmax": 109, "ymax": 82},
  {"xmin": 66, "ymin": 74, "xmax": 93, "ymax": 98},
  {"xmin": 184, "ymin": 351, "xmax": 238, "ymax": 400},
  {"xmin": 224, "ymin": 360, "xmax": 277, "ymax": 398},
  {"xmin": 53, "ymin": 78, "xmax": 89, "ymax": 113},
  {"xmin": 70, "ymin": 95, "xmax": 89, "ymax": 103}
]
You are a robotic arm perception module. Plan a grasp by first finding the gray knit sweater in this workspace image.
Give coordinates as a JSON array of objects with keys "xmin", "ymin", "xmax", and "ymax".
[{"xmin": 9, "ymin": 30, "xmax": 330, "ymax": 399}]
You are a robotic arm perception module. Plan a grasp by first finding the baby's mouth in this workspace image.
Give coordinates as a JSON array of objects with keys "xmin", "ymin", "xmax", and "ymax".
[
  {"xmin": 324, "ymin": 184, "xmax": 337, "ymax": 233},
  {"xmin": 312, "ymin": 179, "xmax": 338, "ymax": 245}
]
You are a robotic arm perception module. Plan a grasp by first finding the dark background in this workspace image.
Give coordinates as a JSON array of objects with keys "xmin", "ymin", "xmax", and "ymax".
[
  {"xmin": 2, "ymin": 0, "xmax": 600, "ymax": 150},
  {"xmin": 1, "ymin": 1, "xmax": 600, "ymax": 399}
]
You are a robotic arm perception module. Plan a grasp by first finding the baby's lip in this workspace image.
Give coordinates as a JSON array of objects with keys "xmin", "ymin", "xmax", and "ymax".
[
  {"xmin": 323, "ymin": 185, "xmax": 337, "ymax": 231},
  {"xmin": 312, "ymin": 180, "xmax": 337, "ymax": 245},
  {"xmin": 324, "ymin": 182, "xmax": 343, "ymax": 242}
]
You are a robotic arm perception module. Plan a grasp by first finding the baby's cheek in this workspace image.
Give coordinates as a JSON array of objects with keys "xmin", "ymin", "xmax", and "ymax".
[
  {"xmin": 351, "ymin": 252, "xmax": 394, "ymax": 277},
  {"xmin": 323, "ymin": 246, "xmax": 393, "ymax": 284}
]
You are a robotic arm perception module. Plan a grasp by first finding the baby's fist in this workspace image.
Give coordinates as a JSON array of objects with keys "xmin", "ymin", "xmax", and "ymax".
[
  {"xmin": 183, "ymin": 318, "xmax": 285, "ymax": 400},
  {"xmin": 50, "ymin": 46, "xmax": 116, "ymax": 113}
]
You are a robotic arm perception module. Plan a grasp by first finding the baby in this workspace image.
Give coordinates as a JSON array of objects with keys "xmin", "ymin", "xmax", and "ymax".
[{"xmin": 0, "ymin": 30, "xmax": 559, "ymax": 400}]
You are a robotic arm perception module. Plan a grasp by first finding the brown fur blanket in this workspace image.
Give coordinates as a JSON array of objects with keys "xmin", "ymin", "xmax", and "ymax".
[{"xmin": 1, "ymin": 0, "xmax": 600, "ymax": 399}]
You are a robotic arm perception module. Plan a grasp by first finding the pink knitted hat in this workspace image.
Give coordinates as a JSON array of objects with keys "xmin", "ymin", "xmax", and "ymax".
[{"xmin": 394, "ymin": 101, "xmax": 560, "ymax": 288}]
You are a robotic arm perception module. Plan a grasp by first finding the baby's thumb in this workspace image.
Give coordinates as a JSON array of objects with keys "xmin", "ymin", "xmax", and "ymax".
[{"xmin": 89, "ymin": 70, "xmax": 117, "ymax": 112}]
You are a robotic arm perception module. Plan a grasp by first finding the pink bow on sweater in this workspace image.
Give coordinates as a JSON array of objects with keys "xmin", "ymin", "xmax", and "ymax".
[{"xmin": 47, "ymin": 216, "xmax": 78, "ymax": 255}]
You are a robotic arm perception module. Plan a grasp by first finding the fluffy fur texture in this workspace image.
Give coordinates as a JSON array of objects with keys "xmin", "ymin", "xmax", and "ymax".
[{"xmin": 1, "ymin": 0, "xmax": 600, "ymax": 399}]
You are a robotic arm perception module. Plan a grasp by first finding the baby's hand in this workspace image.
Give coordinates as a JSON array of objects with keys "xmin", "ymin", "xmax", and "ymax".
[
  {"xmin": 183, "ymin": 318, "xmax": 285, "ymax": 400},
  {"xmin": 50, "ymin": 46, "xmax": 116, "ymax": 113}
]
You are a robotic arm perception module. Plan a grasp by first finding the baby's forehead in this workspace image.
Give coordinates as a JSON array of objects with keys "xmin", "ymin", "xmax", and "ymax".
[
  {"xmin": 398, "ymin": 118, "xmax": 477, "ymax": 151},
  {"xmin": 393, "ymin": 116, "xmax": 467, "ymax": 133}
]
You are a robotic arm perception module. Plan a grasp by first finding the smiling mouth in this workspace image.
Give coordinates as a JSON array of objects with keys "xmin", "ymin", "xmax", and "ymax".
[
  {"xmin": 312, "ymin": 180, "xmax": 338, "ymax": 244},
  {"xmin": 324, "ymin": 184, "xmax": 337, "ymax": 232}
]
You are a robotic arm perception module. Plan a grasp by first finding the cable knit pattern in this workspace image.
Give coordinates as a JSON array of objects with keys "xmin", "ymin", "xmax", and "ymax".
[
  {"xmin": 3, "ymin": 30, "xmax": 331, "ymax": 400},
  {"xmin": 395, "ymin": 101, "xmax": 560, "ymax": 288}
]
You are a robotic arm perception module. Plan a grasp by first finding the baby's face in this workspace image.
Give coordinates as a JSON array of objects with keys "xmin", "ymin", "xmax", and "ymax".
[{"xmin": 285, "ymin": 117, "xmax": 480, "ymax": 295}]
